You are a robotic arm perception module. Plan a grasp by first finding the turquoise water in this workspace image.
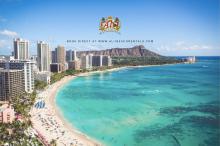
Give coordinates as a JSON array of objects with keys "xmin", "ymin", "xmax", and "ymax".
[{"xmin": 56, "ymin": 57, "xmax": 220, "ymax": 146}]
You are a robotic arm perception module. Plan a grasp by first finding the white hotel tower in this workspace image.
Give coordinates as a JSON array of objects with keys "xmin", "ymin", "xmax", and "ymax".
[
  {"xmin": 37, "ymin": 41, "xmax": 51, "ymax": 72},
  {"xmin": 14, "ymin": 38, "xmax": 29, "ymax": 60},
  {"xmin": 0, "ymin": 60, "xmax": 35, "ymax": 93}
]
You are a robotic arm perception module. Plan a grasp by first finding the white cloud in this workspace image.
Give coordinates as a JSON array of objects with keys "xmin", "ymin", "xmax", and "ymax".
[
  {"xmin": 0, "ymin": 29, "xmax": 18, "ymax": 37},
  {"xmin": 175, "ymin": 41, "xmax": 185, "ymax": 46},
  {"xmin": 201, "ymin": 45, "xmax": 211, "ymax": 49},
  {"xmin": 180, "ymin": 44, "xmax": 212, "ymax": 50},
  {"xmin": 185, "ymin": 45, "xmax": 199, "ymax": 50},
  {"xmin": 156, "ymin": 42, "xmax": 213, "ymax": 52},
  {"xmin": 174, "ymin": 41, "xmax": 212, "ymax": 50},
  {"xmin": 156, "ymin": 45, "xmax": 171, "ymax": 51}
]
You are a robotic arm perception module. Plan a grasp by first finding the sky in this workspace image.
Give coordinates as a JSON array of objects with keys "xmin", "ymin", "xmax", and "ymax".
[{"xmin": 0, "ymin": 0, "xmax": 219, "ymax": 56}]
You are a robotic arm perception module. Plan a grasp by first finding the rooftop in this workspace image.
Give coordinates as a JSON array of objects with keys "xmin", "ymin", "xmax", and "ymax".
[{"xmin": 0, "ymin": 69, "xmax": 23, "ymax": 72}]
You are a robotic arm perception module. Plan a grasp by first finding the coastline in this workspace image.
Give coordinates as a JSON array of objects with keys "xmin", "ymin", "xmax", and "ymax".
[
  {"xmin": 30, "ymin": 67, "xmax": 122, "ymax": 146},
  {"xmin": 50, "ymin": 75, "xmax": 103, "ymax": 146},
  {"xmin": 51, "ymin": 67, "xmax": 123, "ymax": 145},
  {"xmin": 30, "ymin": 63, "xmax": 181, "ymax": 146}
]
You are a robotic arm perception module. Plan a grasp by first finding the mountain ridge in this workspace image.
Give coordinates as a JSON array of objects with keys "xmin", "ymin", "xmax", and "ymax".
[{"xmin": 77, "ymin": 45, "xmax": 162, "ymax": 57}]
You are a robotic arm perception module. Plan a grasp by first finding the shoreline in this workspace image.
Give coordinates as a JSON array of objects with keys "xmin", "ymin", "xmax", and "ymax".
[
  {"xmin": 49, "ymin": 75, "xmax": 101, "ymax": 146},
  {"xmin": 30, "ymin": 63, "xmax": 181, "ymax": 146},
  {"xmin": 30, "ymin": 67, "xmax": 123, "ymax": 146},
  {"xmin": 51, "ymin": 67, "xmax": 123, "ymax": 145},
  {"xmin": 31, "ymin": 75, "xmax": 102, "ymax": 146}
]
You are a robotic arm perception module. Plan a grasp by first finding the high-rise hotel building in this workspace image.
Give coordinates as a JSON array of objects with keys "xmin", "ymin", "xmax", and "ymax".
[
  {"xmin": 55, "ymin": 46, "xmax": 66, "ymax": 71},
  {"xmin": 66, "ymin": 49, "xmax": 78, "ymax": 62},
  {"xmin": 37, "ymin": 41, "xmax": 51, "ymax": 72},
  {"xmin": 14, "ymin": 38, "xmax": 29, "ymax": 60},
  {"xmin": 80, "ymin": 54, "xmax": 93, "ymax": 69},
  {"xmin": 51, "ymin": 50, "xmax": 57, "ymax": 63},
  {"xmin": 0, "ymin": 69, "xmax": 24, "ymax": 101},
  {"xmin": 67, "ymin": 50, "xmax": 80, "ymax": 70},
  {"xmin": 72, "ymin": 50, "xmax": 78, "ymax": 61},
  {"xmin": 92, "ymin": 55, "xmax": 103, "ymax": 67},
  {"xmin": 56, "ymin": 46, "xmax": 66, "ymax": 64},
  {"xmin": 92, "ymin": 55, "xmax": 112, "ymax": 67},
  {"xmin": 102, "ymin": 55, "xmax": 112, "ymax": 66},
  {"xmin": 0, "ymin": 60, "xmax": 35, "ymax": 93},
  {"xmin": 66, "ymin": 49, "xmax": 73, "ymax": 62}
]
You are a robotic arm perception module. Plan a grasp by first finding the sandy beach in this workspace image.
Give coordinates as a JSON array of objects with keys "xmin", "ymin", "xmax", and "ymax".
[
  {"xmin": 30, "ymin": 75, "xmax": 102, "ymax": 146},
  {"xmin": 30, "ymin": 68, "xmax": 122, "ymax": 146}
]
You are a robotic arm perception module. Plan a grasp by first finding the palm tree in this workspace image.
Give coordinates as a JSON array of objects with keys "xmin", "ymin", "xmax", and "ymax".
[
  {"xmin": 50, "ymin": 139, "xmax": 57, "ymax": 146},
  {"xmin": 26, "ymin": 119, "xmax": 32, "ymax": 127}
]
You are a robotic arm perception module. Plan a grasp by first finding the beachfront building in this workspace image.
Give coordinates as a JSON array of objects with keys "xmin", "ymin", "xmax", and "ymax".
[
  {"xmin": 66, "ymin": 50, "xmax": 78, "ymax": 62},
  {"xmin": 68, "ymin": 60, "xmax": 80, "ymax": 70},
  {"xmin": 66, "ymin": 49, "xmax": 73, "ymax": 62},
  {"xmin": 37, "ymin": 41, "xmax": 51, "ymax": 72},
  {"xmin": 182, "ymin": 56, "xmax": 196, "ymax": 64},
  {"xmin": 72, "ymin": 50, "xmax": 77, "ymax": 61},
  {"xmin": 35, "ymin": 71, "xmax": 51, "ymax": 84},
  {"xmin": 51, "ymin": 51, "xmax": 57, "ymax": 63},
  {"xmin": 80, "ymin": 55, "xmax": 89, "ymax": 69},
  {"xmin": 0, "ymin": 69, "xmax": 24, "ymax": 101},
  {"xmin": 187, "ymin": 56, "xmax": 196, "ymax": 63},
  {"xmin": 102, "ymin": 55, "xmax": 112, "ymax": 66},
  {"xmin": 66, "ymin": 49, "xmax": 80, "ymax": 70},
  {"xmin": 14, "ymin": 38, "xmax": 29, "ymax": 60},
  {"xmin": 0, "ymin": 104, "xmax": 15, "ymax": 123},
  {"xmin": 0, "ymin": 60, "xmax": 35, "ymax": 93},
  {"xmin": 92, "ymin": 55, "xmax": 102, "ymax": 67},
  {"xmin": 50, "ymin": 63, "xmax": 61, "ymax": 73},
  {"xmin": 55, "ymin": 46, "xmax": 66, "ymax": 72},
  {"xmin": 30, "ymin": 55, "xmax": 39, "ymax": 73},
  {"xmin": 80, "ymin": 54, "xmax": 93, "ymax": 69},
  {"xmin": 91, "ymin": 55, "xmax": 112, "ymax": 67},
  {"xmin": 80, "ymin": 54, "xmax": 112, "ymax": 69},
  {"xmin": 89, "ymin": 54, "xmax": 93, "ymax": 68}
]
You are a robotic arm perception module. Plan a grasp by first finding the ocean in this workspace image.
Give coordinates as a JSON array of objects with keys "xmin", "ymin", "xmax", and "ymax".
[{"xmin": 56, "ymin": 57, "xmax": 220, "ymax": 146}]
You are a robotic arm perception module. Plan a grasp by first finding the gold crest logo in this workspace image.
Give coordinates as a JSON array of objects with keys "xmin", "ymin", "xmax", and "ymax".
[{"xmin": 99, "ymin": 16, "xmax": 121, "ymax": 33}]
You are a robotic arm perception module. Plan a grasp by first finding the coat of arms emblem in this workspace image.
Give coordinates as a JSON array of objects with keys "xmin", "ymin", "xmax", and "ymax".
[{"xmin": 99, "ymin": 16, "xmax": 121, "ymax": 33}]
